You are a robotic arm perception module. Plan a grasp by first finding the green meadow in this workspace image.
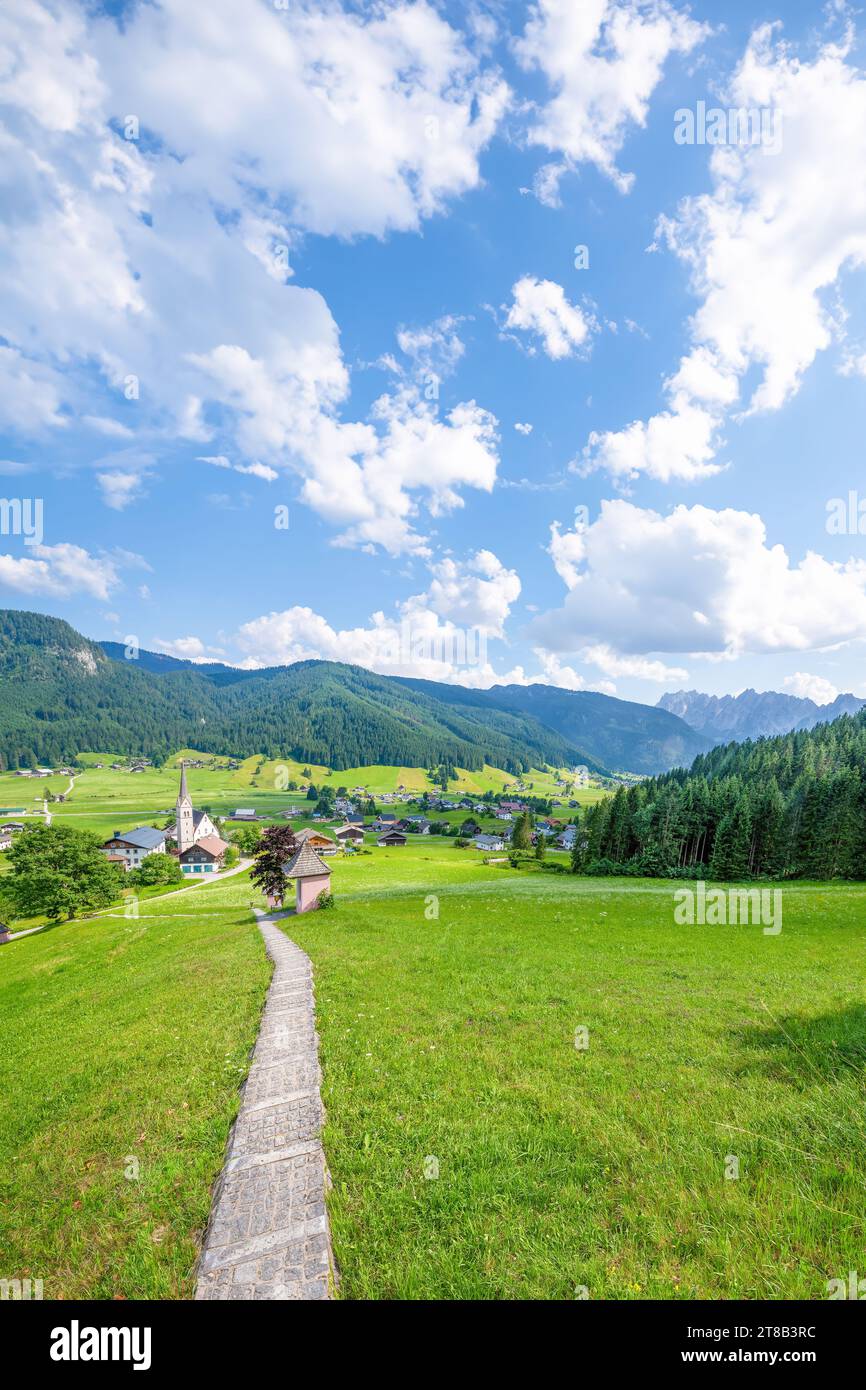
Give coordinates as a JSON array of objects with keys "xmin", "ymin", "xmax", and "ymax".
[
  {"xmin": 3, "ymin": 833, "xmax": 865, "ymax": 1300},
  {"xmin": 0, "ymin": 753, "xmax": 602, "ymax": 843}
]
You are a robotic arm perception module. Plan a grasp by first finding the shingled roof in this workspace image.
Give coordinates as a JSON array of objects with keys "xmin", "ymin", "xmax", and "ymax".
[{"xmin": 283, "ymin": 841, "xmax": 330, "ymax": 879}]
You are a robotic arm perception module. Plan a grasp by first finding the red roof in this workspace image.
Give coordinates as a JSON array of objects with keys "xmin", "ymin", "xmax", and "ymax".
[{"xmin": 182, "ymin": 834, "xmax": 229, "ymax": 860}]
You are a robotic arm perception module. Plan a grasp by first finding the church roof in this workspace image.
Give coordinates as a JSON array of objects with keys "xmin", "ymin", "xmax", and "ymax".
[
  {"xmin": 165, "ymin": 809, "xmax": 210, "ymax": 836},
  {"xmin": 283, "ymin": 842, "xmax": 330, "ymax": 879},
  {"xmin": 178, "ymin": 762, "xmax": 189, "ymax": 800}
]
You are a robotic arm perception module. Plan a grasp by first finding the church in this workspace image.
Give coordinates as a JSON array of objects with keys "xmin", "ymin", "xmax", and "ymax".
[
  {"xmin": 166, "ymin": 763, "xmax": 218, "ymax": 850},
  {"xmin": 166, "ymin": 764, "xmax": 230, "ymax": 875}
]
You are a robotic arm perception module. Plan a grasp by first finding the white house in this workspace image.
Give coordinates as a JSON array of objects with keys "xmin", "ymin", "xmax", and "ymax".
[{"xmin": 101, "ymin": 825, "xmax": 167, "ymax": 871}]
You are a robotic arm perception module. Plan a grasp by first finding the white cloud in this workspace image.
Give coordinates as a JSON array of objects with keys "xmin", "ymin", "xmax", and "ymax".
[
  {"xmin": 0, "ymin": 347, "xmax": 66, "ymax": 431},
  {"xmin": 0, "ymin": 543, "xmax": 119, "ymax": 599},
  {"xmin": 504, "ymin": 276, "xmax": 595, "ymax": 359},
  {"xmin": 585, "ymin": 24, "xmax": 866, "ymax": 482},
  {"xmin": 782, "ymin": 672, "xmax": 839, "ymax": 705},
  {"xmin": 515, "ymin": 0, "xmax": 707, "ymax": 195},
  {"xmin": 95, "ymin": 0, "xmax": 508, "ymax": 240},
  {"xmin": 514, "ymin": 421, "xmax": 533, "ymax": 435},
  {"xmin": 396, "ymin": 316, "xmax": 466, "ymax": 379},
  {"xmin": 96, "ymin": 470, "xmax": 148, "ymax": 510},
  {"xmin": 0, "ymin": 0, "xmax": 508, "ymax": 551},
  {"xmin": 83, "ymin": 415, "xmax": 134, "ymax": 438},
  {"xmin": 534, "ymin": 499, "xmax": 866, "ymax": 660},
  {"xmin": 581, "ymin": 643, "xmax": 689, "ymax": 683},
  {"xmin": 234, "ymin": 549, "xmax": 521, "ymax": 683},
  {"xmin": 152, "ymin": 636, "xmax": 214, "ymax": 663}
]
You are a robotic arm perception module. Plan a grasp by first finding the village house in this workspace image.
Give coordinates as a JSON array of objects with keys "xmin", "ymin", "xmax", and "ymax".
[
  {"xmin": 101, "ymin": 825, "xmax": 167, "ymax": 872},
  {"xmin": 179, "ymin": 835, "xmax": 230, "ymax": 875},
  {"xmin": 403, "ymin": 816, "xmax": 431, "ymax": 834},
  {"xmin": 377, "ymin": 828, "xmax": 407, "ymax": 847},
  {"xmin": 332, "ymin": 824, "xmax": 364, "ymax": 848},
  {"xmin": 294, "ymin": 827, "xmax": 338, "ymax": 854},
  {"xmin": 474, "ymin": 833, "xmax": 506, "ymax": 851},
  {"xmin": 0, "ymin": 831, "xmax": 12, "ymax": 852}
]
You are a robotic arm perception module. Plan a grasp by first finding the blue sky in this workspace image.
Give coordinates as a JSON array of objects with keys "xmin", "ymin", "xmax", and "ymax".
[{"xmin": 2, "ymin": 0, "xmax": 866, "ymax": 708}]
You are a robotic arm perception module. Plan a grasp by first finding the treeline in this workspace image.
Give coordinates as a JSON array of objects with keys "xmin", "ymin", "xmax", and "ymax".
[{"xmin": 573, "ymin": 711, "xmax": 866, "ymax": 880}]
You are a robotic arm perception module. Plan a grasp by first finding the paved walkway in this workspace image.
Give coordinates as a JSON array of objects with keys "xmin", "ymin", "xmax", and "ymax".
[{"xmin": 195, "ymin": 909, "xmax": 335, "ymax": 1300}]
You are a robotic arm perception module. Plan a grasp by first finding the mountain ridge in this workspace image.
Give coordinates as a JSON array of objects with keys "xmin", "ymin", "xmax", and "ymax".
[{"xmin": 658, "ymin": 687, "xmax": 866, "ymax": 744}]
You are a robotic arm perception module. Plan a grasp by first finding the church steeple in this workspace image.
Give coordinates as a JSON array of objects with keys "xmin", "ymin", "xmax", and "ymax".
[{"xmin": 176, "ymin": 761, "xmax": 195, "ymax": 853}]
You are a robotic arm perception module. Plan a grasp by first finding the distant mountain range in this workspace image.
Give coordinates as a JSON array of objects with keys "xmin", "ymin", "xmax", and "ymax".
[
  {"xmin": 397, "ymin": 678, "xmax": 711, "ymax": 775},
  {"xmin": 657, "ymin": 688, "xmax": 866, "ymax": 744},
  {"xmin": 0, "ymin": 609, "xmax": 709, "ymax": 775}
]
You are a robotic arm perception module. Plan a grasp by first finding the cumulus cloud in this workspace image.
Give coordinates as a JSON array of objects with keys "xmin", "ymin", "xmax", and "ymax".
[
  {"xmin": 504, "ymin": 276, "xmax": 595, "ymax": 359},
  {"xmin": 515, "ymin": 0, "xmax": 707, "ymax": 197},
  {"xmin": 152, "ymin": 635, "xmax": 225, "ymax": 663},
  {"xmin": 0, "ymin": 543, "xmax": 120, "ymax": 599},
  {"xmin": 534, "ymin": 499, "xmax": 866, "ymax": 660},
  {"xmin": 0, "ymin": 0, "xmax": 508, "ymax": 552},
  {"xmin": 96, "ymin": 470, "xmax": 148, "ymax": 510},
  {"xmin": 95, "ymin": 0, "xmax": 508, "ymax": 240},
  {"xmin": 782, "ymin": 672, "xmax": 839, "ymax": 705},
  {"xmin": 396, "ymin": 316, "xmax": 466, "ymax": 380},
  {"xmin": 233, "ymin": 549, "xmax": 521, "ymax": 683},
  {"xmin": 585, "ymin": 24, "xmax": 866, "ymax": 482}
]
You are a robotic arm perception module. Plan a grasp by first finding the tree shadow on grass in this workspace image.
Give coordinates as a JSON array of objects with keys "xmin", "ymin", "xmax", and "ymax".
[{"xmin": 735, "ymin": 1002, "xmax": 866, "ymax": 1085}]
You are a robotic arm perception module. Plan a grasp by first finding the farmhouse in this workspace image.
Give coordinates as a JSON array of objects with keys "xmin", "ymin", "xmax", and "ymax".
[
  {"xmin": 294, "ymin": 827, "xmax": 338, "ymax": 854},
  {"xmin": 101, "ymin": 826, "xmax": 167, "ymax": 871},
  {"xmin": 178, "ymin": 834, "xmax": 230, "ymax": 876},
  {"xmin": 377, "ymin": 829, "xmax": 407, "ymax": 847},
  {"xmin": 164, "ymin": 764, "xmax": 218, "ymax": 850},
  {"xmin": 333, "ymin": 824, "xmax": 364, "ymax": 846},
  {"xmin": 474, "ymin": 833, "xmax": 506, "ymax": 851}
]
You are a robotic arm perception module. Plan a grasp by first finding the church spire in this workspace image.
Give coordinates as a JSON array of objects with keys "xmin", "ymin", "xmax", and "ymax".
[{"xmin": 175, "ymin": 760, "xmax": 194, "ymax": 853}]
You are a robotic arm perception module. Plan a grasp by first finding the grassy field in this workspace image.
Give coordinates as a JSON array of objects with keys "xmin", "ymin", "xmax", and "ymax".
[
  {"xmin": 5, "ymin": 835, "xmax": 862, "ymax": 1300},
  {"xmin": 0, "ymin": 753, "xmax": 603, "ymax": 841},
  {"xmin": 293, "ymin": 850, "xmax": 866, "ymax": 1300},
  {"xmin": 0, "ymin": 873, "xmax": 269, "ymax": 1299}
]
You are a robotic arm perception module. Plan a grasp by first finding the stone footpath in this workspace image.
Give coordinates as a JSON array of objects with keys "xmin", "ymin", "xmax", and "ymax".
[{"xmin": 195, "ymin": 909, "xmax": 334, "ymax": 1300}]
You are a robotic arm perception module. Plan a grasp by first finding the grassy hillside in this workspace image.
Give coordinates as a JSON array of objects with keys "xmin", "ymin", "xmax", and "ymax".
[
  {"xmin": 0, "ymin": 873, "xmax": 269, "ymax": 1299},
  {"xmin": 293, "ymin": 860, "xmax": 866, "ymax": 1299},
  {"xmin": 5, "ymin": 837, "xmax": 865, "ymax": 1299}
]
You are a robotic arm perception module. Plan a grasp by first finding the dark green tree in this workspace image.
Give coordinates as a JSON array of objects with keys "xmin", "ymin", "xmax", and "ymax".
[{"xmin": 5, "ymin": 825, "xmax": 123, "ymax": 921}]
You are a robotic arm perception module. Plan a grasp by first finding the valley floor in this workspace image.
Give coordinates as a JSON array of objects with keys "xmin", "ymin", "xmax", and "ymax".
[{"xmin": 2, "ymin": 842, "xmax": 864, "ymax": 1299}]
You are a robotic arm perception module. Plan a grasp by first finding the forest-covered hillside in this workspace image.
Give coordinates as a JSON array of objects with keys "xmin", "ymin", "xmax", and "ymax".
[
  {"xmin": 575, "ymin": 711, "xmax": 866, "ymax": 879},
  {"xmin": 0, "ymin": 611, "xmax": 599, "ymax": 775}
]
